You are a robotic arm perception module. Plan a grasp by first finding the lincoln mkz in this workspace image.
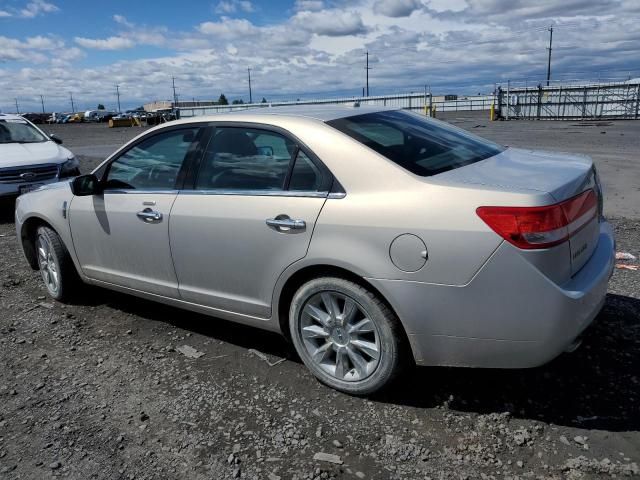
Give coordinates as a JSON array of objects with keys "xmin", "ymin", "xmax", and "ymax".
[{"xmin": 15, "ymin": 106, "xmax": 615, "ymax": 394}]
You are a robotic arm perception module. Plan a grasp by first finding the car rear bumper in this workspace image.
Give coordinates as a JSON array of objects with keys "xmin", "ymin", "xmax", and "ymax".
[{"xmin": 367, "ymin": 221, "xmax": 615, "ymax": 368}]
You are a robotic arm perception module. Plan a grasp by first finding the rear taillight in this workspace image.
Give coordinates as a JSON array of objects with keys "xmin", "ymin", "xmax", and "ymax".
[{"xmin": 477, "ymin": 189, "xmax": 597, "ymax": 250}]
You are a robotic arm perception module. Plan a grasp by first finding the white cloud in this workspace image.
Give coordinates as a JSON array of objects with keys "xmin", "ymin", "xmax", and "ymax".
[
  {"xmin": 0, "ymin": 10, "xmax": 12, "ymax": 17},
  {"xmin": 294, "ymin": 0, "xmax": 324, "ymax": 11},
  {"xmin": 74, "ymin": 36, "xmax": 135, "ymax": 50},
  {"xmin": 214, "ymin": 0, "xmax": 254, "ymax": 14},
  {"xmin": 19, "ymin": 0, "xmax": 58, "ymax": 18},
  {"xmin": 198, "ymin": 18, "xmax": 257, "ymax": 38},
  {"xmin": 373, "ymin": 0, "xmax": 423, "ymax": 17},
  {"xmin": 113, "ymin": 14, "xmax": 134, "ymax": 28},
  {"xmin": 292, "ymin": 9, "xmax": 368, "ymax": 36}
]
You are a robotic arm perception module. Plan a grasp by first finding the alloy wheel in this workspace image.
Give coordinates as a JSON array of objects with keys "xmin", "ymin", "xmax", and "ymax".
[
  {"xmin": 299, "ymin": 291, "xmax": 381, "ymax": 382},
  {"xmin": 37, "ymin": 234, "xmax": 59, "ymax": 295}
]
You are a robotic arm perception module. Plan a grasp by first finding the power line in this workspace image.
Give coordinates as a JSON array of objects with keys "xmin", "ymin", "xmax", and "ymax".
[
  {"xmin": 172, "ymin": 76, "xmax": 178, "ymax": 107},
  {"xmin": 365, "ymin": 50, "xmax": 371, "ymax": 96}
]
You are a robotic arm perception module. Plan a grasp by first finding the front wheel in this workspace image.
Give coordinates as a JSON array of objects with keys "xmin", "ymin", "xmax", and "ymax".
[
  {"xmin": 35, "ymin": 226, "xmax": 78, "ymax": 302},
  {"xmin": 289, "ymin": 277, "xmax": 406, "ymax": 395}
]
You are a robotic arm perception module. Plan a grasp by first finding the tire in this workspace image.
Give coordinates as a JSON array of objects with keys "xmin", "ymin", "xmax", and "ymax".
[
  {"xmin": 35, "ymin": 226, "xmax": 79, "ymax": 302},
  {"xmin": 289, "ymin": 277, "xmax": 406, "ymax": 395}
]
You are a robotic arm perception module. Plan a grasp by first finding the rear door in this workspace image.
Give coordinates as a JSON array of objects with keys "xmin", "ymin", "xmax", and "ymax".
[
  {"xmin": 69, "ymin": 126, "xmax": 203, "ymax": 297},
  {"xmin": 169, "ymin": 124, "xmax": 332, "ymax": 318}
]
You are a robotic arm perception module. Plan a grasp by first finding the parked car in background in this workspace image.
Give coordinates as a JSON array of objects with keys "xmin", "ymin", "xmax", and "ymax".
[
  {"xmin": 21, "ymin": 113, "xmax": 49, "ymax": 125},
  {"xmin": 14, "ymin": 106, "xmax": 614, "ymax": 395},
  {"xmin": 0, "ymin": 113, "xmax": 79, "ymax": 198},
  {"xmin": 84, "ymin": 110, "xmax": 117, "ymax": 123}
]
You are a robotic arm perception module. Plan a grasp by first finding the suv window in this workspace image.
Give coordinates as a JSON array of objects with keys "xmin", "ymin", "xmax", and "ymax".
[
  {"xmin": 327, "ymin": 110, "xmax": 504, "ymax": 177},
  {"xmin": 0, "ymin": 118, "xmax": 47, "ymax": 144},
  {"xmin": 105, "ymin": 128, "xmax": 198, "ymax": 190},
  {"xmin": 196, "ymin": 127, "xmax": 295, "ymax": 191}
]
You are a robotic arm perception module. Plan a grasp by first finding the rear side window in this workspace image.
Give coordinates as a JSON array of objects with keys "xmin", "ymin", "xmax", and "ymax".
[
  {"xmin": 327, "ymin": 110, "xmax": 504, "ymax": 177},
  {"xmin": 288, "ymin": 151, "xmax": 323, "ymax": 191},
  {"xmin": 196, "ymin": 127, "xmax": 294, "ymax": 191}
]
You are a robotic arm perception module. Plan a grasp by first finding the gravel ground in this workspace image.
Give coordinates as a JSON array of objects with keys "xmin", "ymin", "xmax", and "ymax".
[{"xmin": 0, "ymin": 121, "xmax": 638, "ymax": 479}]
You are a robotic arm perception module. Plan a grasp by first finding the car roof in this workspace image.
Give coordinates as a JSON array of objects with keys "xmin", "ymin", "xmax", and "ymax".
[
  {"xmin": 0, "ymin": 113, "xmax": 27, "ymax": 121},
  {"xmin": 178, "ymin": 104, "xmax": 399, "ymax": 123}
]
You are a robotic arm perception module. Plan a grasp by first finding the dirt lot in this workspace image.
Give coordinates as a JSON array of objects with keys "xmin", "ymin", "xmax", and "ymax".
[{"xmin": 0, "ymin": 119, "xmax": 639, "ymax": 479}]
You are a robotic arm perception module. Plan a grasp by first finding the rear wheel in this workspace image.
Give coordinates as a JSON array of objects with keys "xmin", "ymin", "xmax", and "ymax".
[
  {"xmin": 35, "ymin": 226, "xmax": 78, "ymax": 302},
  {"xmin": 289, "ymin": 277, "xmax": 405, "ymax": 395}
]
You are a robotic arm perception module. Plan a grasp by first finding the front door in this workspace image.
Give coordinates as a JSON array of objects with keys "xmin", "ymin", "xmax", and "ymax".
[
  {"xmin": 169, "ymin": 125, "xmax": 331, "ymax": 317},
  {"xmin": 69, "ymin": 127, "xmax": 201, "ymax": 297}
]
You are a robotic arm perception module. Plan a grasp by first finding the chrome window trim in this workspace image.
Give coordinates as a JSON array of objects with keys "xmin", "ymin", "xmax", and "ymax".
[
  {"xmin": 103, "ymin": 189, "xmax": 179, "ymax": 195},
  {"xmin": 99, "ymin": 189, "xmax": 346, "ymax": 199},
  {"xmin": 179, "ymin": 189, "xmax": 332, "ymax": 199}
]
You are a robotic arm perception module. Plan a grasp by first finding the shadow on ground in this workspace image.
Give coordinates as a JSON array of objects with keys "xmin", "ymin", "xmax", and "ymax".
[
  {"xmin": 74, "ymin": 285, "xmax": 640, "ymax": 432},
  {"xmin": 2, "ymin": 199, "xmax": 637, "ymax": 432},
  {"xmin": 0, "ymin": 197, "xmax": 16, "ymax": 224},
  {"xmin": 382, "ymin": 293, "xmax": 640, "ymax": 432}
]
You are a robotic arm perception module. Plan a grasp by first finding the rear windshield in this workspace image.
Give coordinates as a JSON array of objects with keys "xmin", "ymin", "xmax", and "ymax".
[
  {"xmin": 0, "ymin": 118, "xmax": 47, "ymax": 144},
  {"xmin": 327, "ymin": 110, "xmax": 504, "ymax": 177}
]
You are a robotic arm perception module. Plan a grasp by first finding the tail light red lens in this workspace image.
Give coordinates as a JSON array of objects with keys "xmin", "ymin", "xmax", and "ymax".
[{"xmin": 477, "ymin": 189, "xmax": 597, "ymax": 249}]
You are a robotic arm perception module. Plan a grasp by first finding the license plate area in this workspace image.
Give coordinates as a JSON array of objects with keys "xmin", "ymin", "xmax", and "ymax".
[{"xmin": 19, "ymin": 183, "xmax": 44, "ymax": 194}]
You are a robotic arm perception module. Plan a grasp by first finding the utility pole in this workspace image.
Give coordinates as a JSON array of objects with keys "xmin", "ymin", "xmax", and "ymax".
[
  {"xmin": 70, "ymin": 92, "xmax": 75, "ymax": 113},
  {"xmin": 14, "ymin": 98, "xmax": 19, "ymax": 114},
  {"xmin": 172, "ymin": 76, "xmax": 178, "ymax": 108},
  {"xmin": 115, "ymin": 84, "xmax": 121, "ymax": 113},
  {"xmin": 546, "ymin": 25, "xmax": 553, "ymax": 87},
  {"xmin": 247, "ymin": 68, "xmax": 252, "ymax": 103},
  {"xmin": 365, "ymin": 51, "xmax": 371, "ymax": 96},
  {"xmin": 40, "ymin": 95, "xmax": 45, "ymax": 114}
]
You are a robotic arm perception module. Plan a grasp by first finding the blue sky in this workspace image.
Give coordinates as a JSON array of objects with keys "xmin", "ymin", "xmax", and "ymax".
[{"xmin": 1, "ymin": 0, "xmax": 639, "ymax": 112}]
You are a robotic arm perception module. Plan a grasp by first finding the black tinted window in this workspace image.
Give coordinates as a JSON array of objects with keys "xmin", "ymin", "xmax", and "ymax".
[
  {"xmin": 105, "ymin": 128, "xmax": 198, "ymax": 190},
  {"xmin": 289, "ymin": 151, "xmax": 323, "ymax": 191},
  {"xmin": 328, "ymin": 110, "xmax": 504, "ymax": 177},
  {"xmin": 196, "ymin": 127, "xmax": 294, "ymax": 191}
]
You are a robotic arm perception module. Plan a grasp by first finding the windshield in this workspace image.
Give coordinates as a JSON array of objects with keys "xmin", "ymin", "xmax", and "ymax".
[
  {"xmin": 0, "ymin": 118, "xmax": 48, "ymax": 144},
  {"xmin": 327, "ymin": 110, "xmax": 505, "ymax": 177}
]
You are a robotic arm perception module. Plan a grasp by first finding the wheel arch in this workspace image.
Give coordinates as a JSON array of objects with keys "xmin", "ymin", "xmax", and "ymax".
[
  {"xmin": 20, "ymin": 215, "xmax": 57, "ymax": 270},
  {"xmin": 275, "ymin": 263, "xmax": 415, "ymax": 362}
]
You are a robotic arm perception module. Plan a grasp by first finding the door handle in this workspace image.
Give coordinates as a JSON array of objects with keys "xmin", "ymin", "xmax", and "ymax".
[
  {"xmin": 266, "ymin": 217, "xmax": 306, "ymax": 231},
  {"xmin": 137, "ymin": 208, "xmax": 163, "ymax": 223}
]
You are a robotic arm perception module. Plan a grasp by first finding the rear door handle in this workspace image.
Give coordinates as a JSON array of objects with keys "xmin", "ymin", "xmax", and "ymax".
[
  {"xmin": 137, "ymin": 208, "xmax": 163, "ymax": 223},
  {"xmin": 266, "ymin": 217, "xmax": 306, "ymax": 231}
]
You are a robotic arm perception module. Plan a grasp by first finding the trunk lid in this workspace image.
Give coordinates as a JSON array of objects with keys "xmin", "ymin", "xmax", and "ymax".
[{"xmin": 436, "ymin": 147, "xmax": 601, "ymax": 276}]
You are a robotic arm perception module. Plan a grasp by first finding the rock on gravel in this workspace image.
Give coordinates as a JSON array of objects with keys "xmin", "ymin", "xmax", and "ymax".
[{"xmin": 313, "ymin": 452, "xmax": 343, "ymax": 465}]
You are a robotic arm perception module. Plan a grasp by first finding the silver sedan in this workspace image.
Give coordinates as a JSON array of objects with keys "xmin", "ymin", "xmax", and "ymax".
[{"xmin": 15, "ymin": 106, "xmax": 615, "ymax": 394}]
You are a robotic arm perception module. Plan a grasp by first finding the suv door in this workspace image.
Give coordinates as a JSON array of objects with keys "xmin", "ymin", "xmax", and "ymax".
[
  {"xmin": 69, "ymin": 127, "xmax": 202, "ymax": 297},
  {"xmin": 169, "ymin": 124, "xmax": 332, "ymax": 318}
]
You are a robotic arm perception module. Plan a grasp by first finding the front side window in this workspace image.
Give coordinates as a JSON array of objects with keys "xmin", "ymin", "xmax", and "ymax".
[
  {"xmin": 105, "ymin": 128, "xmax": 198, "ymax": 190},
  {"xmin": 327, "ymin": 110, "xmax": 504, "ymax": 177},
  {"xmin": 0, "ymin": 119, "xmax": 47, "ymax": 144},
  {"xmin": 196, "ymin": 127, "xmax": 295, "ymax": 191}
]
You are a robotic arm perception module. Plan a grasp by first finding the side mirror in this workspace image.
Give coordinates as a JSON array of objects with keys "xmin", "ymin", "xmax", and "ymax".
[
  {"xmin": 50, "ymin": 134, "xmax": 63, "ymax": 145},
  {"xmin": 71, "ymin": 174, "xmax": 101, "ymax": 196}
]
